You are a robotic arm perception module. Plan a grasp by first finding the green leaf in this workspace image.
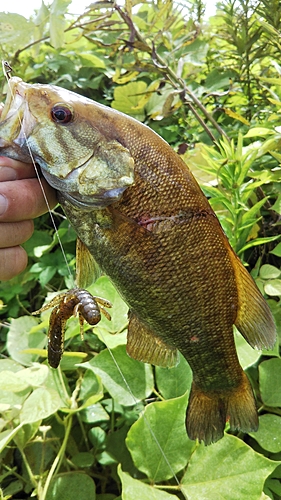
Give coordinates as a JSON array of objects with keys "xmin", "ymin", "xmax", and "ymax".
[
  {"xmin": 80, "ymin": 54, "xmax": 106, "ymax": 69},
  {"xmin": 71, "ymin": 452, "xmax": 95, "ymax": 468},
  {"xmin": 82, "ymin": 345, "xmax": 154, "ymax": 406},
  {"xmin": 249, "ymin": 414, "xmax": 281, "ymax": 453},
  {"xmin": 46, "ymin": 472, "xmax": 96, "ymax": 500},
  {"xmin": 237, "ymin": 235, "xmax": 280, "ymax": 255},
  {"xmin": 13, "ymin": 421, "xmax": 41, "ymax": 449},
  {"xmin": 181, "ymin": 434, "xmax": 279, "ymax": 500},
  {"xmin": 49, "ymin": 12, "xmax": 66, "ymax": 48},
  {"xmin": 270, "ymin": 242, "xmax": 281, "ymax": 257},
  {"xmin": 271, "ymin": 194, "xmax": 281, "ymax": 215},
  {"xmin": 155, "ymin": 354, "xmax": 192, "ymax": 399},
  {"xmin": 244, "ymin": 128, "xmax": 275, "ymax": 138},
  {"xmin": 240, "ymin": 198, "xmax": 267, "ymax": 227},
  {"xmin": 234, "ymin": 329, "xmax": 261, "ymax": 369},
  {"xmin": 260, "ymin": 264, "xmax": 281, "ymax": 279},
  {"xmin": 80, "ymin": 403, "xmax": 110, "ymax": 424},
  {"xmin": 112, "ymin": 81, "xmax": 148, "ymax": 121},
  {"xmin": 88, "ymin": 276, "xmax": 129, "ymax": 335},
  {"xmin": 259, "ymin": 358, "xmax": 281, "ymax": 406},
  {"xmin": 126, "ymin": 393, "xmax": 194, "ymax": 482},
  {"xmin": 0, "ymin": 371, "xmax": 29, "ymax": 392},
  {"xmin": 118, "ymin": 466, "xmax": 178, "ymax": 500},
  {"xmin": 0, "ymin": 13, "xmax": 35, "ymax": 46},
  {"xmin": 0, "ymin": 423, "xmax": 24, "ymax": 454},
  {"xmin": 264, "ymin": 279, "xmax": 281, "ymax": 296},
  {"xmin": 50, "ymin": 0, "xmax": 72, "ymax": 15},
  {"xmin": 15, "ymin": 363, "xmax": 49, "ymax": 388},
  {"xmin": 20, "ymin": 387, "xmax": 62, "ymax": 423},
  {"xmin": 7, "ymin": 316, "xmax": 46, "ymax": 366}
]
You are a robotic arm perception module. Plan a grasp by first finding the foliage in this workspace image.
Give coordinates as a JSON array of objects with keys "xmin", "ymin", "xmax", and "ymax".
[{"xmin": 0, "ymin": 0, "xmax": 280, "ymax": 499}]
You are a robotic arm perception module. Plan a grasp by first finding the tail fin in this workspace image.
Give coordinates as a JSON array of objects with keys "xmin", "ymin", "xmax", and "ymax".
[{"xmin": 186, "ymin": 372, "xmax": 258, "ymax": 445}]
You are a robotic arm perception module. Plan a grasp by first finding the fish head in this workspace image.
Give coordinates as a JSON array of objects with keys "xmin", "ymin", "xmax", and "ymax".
[{"xmin": 0, "ymin": 77, "xmax": 135, "ymax": 208}]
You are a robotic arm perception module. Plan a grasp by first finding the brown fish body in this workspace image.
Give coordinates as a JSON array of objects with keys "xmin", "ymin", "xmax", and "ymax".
[{"xmin": 0, "ymin": 78, "xmax": 276, "ymax": 444}]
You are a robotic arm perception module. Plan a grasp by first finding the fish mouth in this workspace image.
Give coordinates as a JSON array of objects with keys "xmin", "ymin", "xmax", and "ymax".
[
  {"xmin": 41, "ymin": 169, "xmax": 129, "ymax": 209},
  {"xmin": 0, "ymin": 77, "xmax": 38, "ymax": 162}
]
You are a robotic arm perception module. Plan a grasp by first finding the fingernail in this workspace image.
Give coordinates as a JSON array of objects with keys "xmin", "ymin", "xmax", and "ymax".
[
  {"xmin": 0, "ymin": 167, "xmax": 17, "ymax": 181},
  {"xmin": 0, "ymin": 194, "xmax": 8, "ymax": 215}
]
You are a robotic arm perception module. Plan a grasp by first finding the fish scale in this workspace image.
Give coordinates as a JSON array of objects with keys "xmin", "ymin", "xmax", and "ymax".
[{"xmin": 0, "ymin": 77, "xmax": 276, "ymax": 445}]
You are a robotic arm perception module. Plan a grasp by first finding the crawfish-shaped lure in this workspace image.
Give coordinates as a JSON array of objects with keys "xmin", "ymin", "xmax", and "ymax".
[{"xmin": 33, "ymin": 288, "xmax": 112, "ymax": 368}]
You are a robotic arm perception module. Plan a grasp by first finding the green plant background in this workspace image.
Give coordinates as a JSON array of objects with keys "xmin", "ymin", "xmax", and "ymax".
[{"xmin": 0, "ymin": 1, "xmax": 281, "ymax": 499}]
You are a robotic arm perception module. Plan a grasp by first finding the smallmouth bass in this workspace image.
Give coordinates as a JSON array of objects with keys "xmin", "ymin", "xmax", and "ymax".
[{"xmin": 0, "ymin": 77, "xmax": 276, "ymax": 445}]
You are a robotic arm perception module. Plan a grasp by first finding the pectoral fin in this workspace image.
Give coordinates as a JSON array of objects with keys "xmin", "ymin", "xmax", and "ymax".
[
  {"xmin": 230, "ymin": 251, "xmax": 276, "ymax": 349},
  {"xmin": 127, "ymin": 312, "xmax": 179, "ymax": 367},
  {"xmin": 76, "ymin": 238, "xmax": 101, "ymax": 288}
]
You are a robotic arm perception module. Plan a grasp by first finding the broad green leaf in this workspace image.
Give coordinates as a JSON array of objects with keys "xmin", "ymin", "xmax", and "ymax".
[
  {"xmin": 155, "ymin": 354, "xmax": 192, "ymax": 399},
  {"xmin": 106, "ymin": 425, "xmax": 139, "ymax": 477},
  {"xmin": 88, "ymin": 426, "xmax": 106, "ymax": 451},
  {"xmin": 7, "ymin": 316, "xmax": 46, "ymax": 366},
  {"xmin": 79, "ymin": 370, "xmax": 104, "ymax": 405},
  {"xmin": 181, "ymin": 434, "xmax": 279, "ymax": 500},
  {"xmin": 50, "ymin": 0, "xmax": 72, "ymax": 15},
  {"xmin": 249, "ymin": 414, "xmax": 281, "ymax": 453},
  {"xmin": 126, "ymin": 393, "xmax": 194, "ymax": 482},
  {"xmin": 88, "ymin": 276, "xmax": 129, "ymax": 335},
  {"xmin": 259, "ymin": 358, "xmax": 281, "ymax": 406},
  {"xmin": 264, "ymin": 279, "xmax": 281, "ymax": 296},
  {"xmin": 15, "ymin": 364, "xmax": 49, "ymax": 388},
  {"xmin": 0, "ymin": 359, "xmax": 23, "ymax": 373},
  {"xmin": 112, "ymin": 81, "xmax": 148, "ymax": 121},
  {"xmin": 71, "ymin": 452, "xmax": 95, "ymax": 468},
  {"xmin": 49, "ymin": 12, "xmax": 66, "ymax": 48},
  {"xmin": 260, "ymin": 264, "xmax": 281, "ymax": 279},
  {"xmin": 234, "ymin": 329, "xmax": 261, "ymax": 369},
  {"xmin": 13, "ymin": 421, "xmax": 41, "ymax": 450},
  {"xmin": 20, "ymin": 387, "xmax": 62, "ymax": 423},
  {"xmin": 80, "ymin": 54, "xmax": 106, "ymax": 69},
  {"xmin": 0, "ymin": 386, "xmax": 30, "ymax": 408},
  {"xmin": 0, "ymin": 423, "xmax": 24, "ymax": 454},
  {"xmin": 118, "ymin": 466, "xmax": 178, "ymax": 500},
  {"xmin": 0, "ymin": 371, "xmax": 29, "ymax": 392},
  {"xmin": 80, "ymin": 403, "xmax": 110, "ymax": 424},
  {"xmin": 83, "ymin": 345, "xmax": 153, "ymax": 406},
  {"xmin": 244, "ymin": 128, "xmax": 275, "ymax": 138},
  {"xmin": 0, "ymin": 13, "xmax": 35, "ymax": 46},
  {"xmin": 46, "ymin": 472, "xmax": 96, "ymax": 500}
]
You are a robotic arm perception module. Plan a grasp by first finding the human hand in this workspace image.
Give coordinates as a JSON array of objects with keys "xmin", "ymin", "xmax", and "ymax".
[{"xmin": 0, "ymin": 156, "xmax": 57, "ymax": 280}]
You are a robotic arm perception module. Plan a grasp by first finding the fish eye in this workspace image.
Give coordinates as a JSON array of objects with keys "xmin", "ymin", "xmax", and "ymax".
[{"xmin": 51, "ymin": 104, "xmax": 73, "ymax": 124}]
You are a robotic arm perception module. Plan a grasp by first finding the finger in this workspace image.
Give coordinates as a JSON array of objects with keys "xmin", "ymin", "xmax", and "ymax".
[
  {"xmin": 0, "ymin": 178, "xmax": 57, "ymax": 221},
  {"xmin": 0, "ymin": 246, "xmax": 28, "ymax": 281},
  {"xmin": 0, "ymin": 157, "xmax": 38, "ymax": 180},
  {"xmin": 0, "ymin": 220, "xmax": 34, "ymax": 248}
]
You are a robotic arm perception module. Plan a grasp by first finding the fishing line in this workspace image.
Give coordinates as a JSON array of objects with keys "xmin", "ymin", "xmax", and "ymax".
[
  {"xmin": 2, "ymin": 61, "xmax": 75, "ymax": 288},
  {"xmin": 2, "ymin": 63, "xmax": 183, "ymax": 493},
  {"xmin": 99, "ymin": 329, "xmax": 182, "ymax": 489}
]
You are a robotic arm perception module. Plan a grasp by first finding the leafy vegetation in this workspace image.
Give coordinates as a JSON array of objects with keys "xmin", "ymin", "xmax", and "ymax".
[{"xmin": 0, "ymin": 0, "xmax": 281, "ymax": 498}]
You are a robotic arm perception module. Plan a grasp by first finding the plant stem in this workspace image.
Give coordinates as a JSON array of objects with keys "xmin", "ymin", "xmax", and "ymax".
[
  {"xmin": 114, "ymin": 2, "xmax": 229, "ymax": 143},
  {"xmin": 40, "ymin": 415, "xmax": 73, "ymax": 500}
]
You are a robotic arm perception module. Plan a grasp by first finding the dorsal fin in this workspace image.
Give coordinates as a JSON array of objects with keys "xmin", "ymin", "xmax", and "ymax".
[{"xmin": 229, "ymin": 251, "xmax": 276, "ymax": 350}]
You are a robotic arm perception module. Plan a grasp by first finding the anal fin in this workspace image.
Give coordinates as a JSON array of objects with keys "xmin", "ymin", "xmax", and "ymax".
[
  {"xmin": 229, "ymin": 251, "xmax": 276, "ymax": 350},
  {"xmin": 127, "ymin": 312, "xmax": 179, "ymax": 368}
]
